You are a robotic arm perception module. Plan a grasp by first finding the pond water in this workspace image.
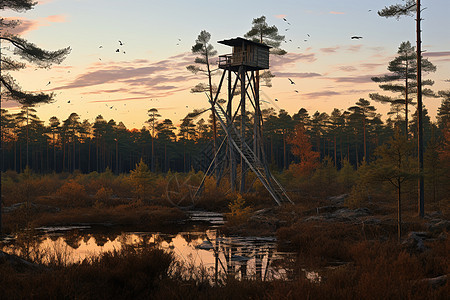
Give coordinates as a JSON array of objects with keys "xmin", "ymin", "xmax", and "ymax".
[{"xmin": 1, "ymin": 212, "xmax": 296, "ymax": 280}]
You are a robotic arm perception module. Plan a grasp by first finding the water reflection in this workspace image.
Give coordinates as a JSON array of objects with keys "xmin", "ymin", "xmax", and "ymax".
[{"xmin": 1, "ymin": 227, "xmax": 294, "ymax": 280}]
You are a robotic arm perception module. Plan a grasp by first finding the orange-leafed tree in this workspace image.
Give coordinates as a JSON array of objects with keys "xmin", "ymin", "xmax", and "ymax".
[{"xmin": 287, "ymin": 124, "xmax": 320, "ymax": 177}]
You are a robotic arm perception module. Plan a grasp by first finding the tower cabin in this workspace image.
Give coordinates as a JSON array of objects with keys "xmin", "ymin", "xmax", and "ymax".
[{"xmin": 218, "ymin": 37, "xmax": 271, "ymax": 71}]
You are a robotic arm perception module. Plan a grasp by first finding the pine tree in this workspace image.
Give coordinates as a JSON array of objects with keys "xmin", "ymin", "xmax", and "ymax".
[
  {"xmin": 348, "ymin": 99, "xmax": 377, "ymax": 161},
  {"xmin": 244, "ymin": 16, "xmax": 286, "ymax": 87},
  {"xmin": 370, "ymin": 41, "xmax": 436, "ymax": 137},
  {"xmin": 437, "ymin": 90, "xmax": 450, "ymax": 129},
  {"xmin": 146, "ymin": 108, "xmax": 161, "ymax": 172},
  {"xmin": 378, "ymin": 0, "xmax": 426, "ymax": 218},
  {"xmin": 369, "ymin": 130, "xmax": 416, "ymax": 241},
  {"xmin": 1, "ymin": 0, "xmax": 70, "ymax": 233},
  {"xmin": 187, "ymin": 30, "xmax": 219, "ymax": 176}
]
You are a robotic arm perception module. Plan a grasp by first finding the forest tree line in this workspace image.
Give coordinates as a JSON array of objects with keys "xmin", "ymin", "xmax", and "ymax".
[{"xmin": 1, "ymin": 93, "xmax": 449, "ymax": 176}]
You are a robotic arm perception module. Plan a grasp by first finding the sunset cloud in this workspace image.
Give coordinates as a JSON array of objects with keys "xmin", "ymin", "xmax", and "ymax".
[
  {"xmin": 423, "ymin": 51, "xmax": 450, "ymax": 57},
  {"xmin": 275, "ymin": 14, "xmax": 287, "ymax": 19},
  {"xmin": 327, "ymin": 74, "xmax": 376, "ymax": 84},
  {"xmin": 3, "ymin": 15, "xmax": 68, "ymax": 35},
  {"xmin": 329, "ymin": 11, "xmax": 345, "ymax": 15},
  {"xmin": 272, "ymin": 72, "xmax": 322, "ymax": 78},
  {"xmin": 302, "ymin": 91, "xmax": 342, "ymax": 98},
  {"xmin": 270, "ymin": 52, "xmax": 317, "ymax": 70},
  {"xmin": 52, "ymin": 52, "xmax": 200, "ymax": 101},
  {"xmin": 347, "ymin": 45, "xmax": 363, "ymax": 52},
  {"xmin": 338, "ymin": 66, "xmax": 357, "ymax": 72},
  {"xmin": 320, "ymin": 46, "xmax": 340, "ymax": 53}
]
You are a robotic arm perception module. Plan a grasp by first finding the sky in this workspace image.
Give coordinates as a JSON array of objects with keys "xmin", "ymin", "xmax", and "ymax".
[{"xmin": 2, "ymin": 0, "xmax": 450, "ymax": 129}]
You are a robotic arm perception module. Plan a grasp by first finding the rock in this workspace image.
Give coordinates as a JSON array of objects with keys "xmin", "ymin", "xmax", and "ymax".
[
  {"xmin": 252, "ymin": 208, "xmax": 273, "ymax": 216},
  {"xmin": 438, "ymin": 232, "xmax": 448, "ymax": 241},
  {"xmin": 421, "ymin": 274, "xmax": 448, "ymax": 289},
  {"xmin": 327, "ymin": 194, "xmax": 348, "ymax": 205},
  {"xmin": 330, "ymin": 207, "xmax": 370, "ymax": 220},
  {"xmin": 402, "ymin": 232, "xmax": 428, "ymax": 252},
  {"xmin": 426, "ymin": 219, "xmax": 450, "ymax": 233}
]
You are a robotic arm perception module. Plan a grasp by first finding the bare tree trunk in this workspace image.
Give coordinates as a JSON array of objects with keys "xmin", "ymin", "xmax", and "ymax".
[
  {"xmin": 417, "ymin": 0, "xmax": 425, "ymax": 218},
  {"xmin": 398, "ymin": 179, "xmax": 402, "ymax": 242}
]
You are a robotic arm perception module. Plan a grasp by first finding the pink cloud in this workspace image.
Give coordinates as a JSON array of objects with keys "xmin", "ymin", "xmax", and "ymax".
[
  {"xmin": 1, "ymin": 15, "xmax": 67, "ymax": 35},
  {"xmin": 330, "ymin": 11, "xmax": 345, "ymax": 15},
  {"xmin": 275, "ymin": 14, "xmax": 287, "ymax": 19},
  {"xmin": 338, "ymin": 66, "xmax": 357, "ymax": 72},
  {"xmin": 2, "ymin": 17, "xmax": 41, "ymax": 35},
  {"xmin": 320, "ymin": 46, "xmax": 340, "ymax": 53},
  {"xmin": 2, "ymin": 15, "xmax": 68, "ymax": 35},
  {"xmin": 270, "ymin": 52, "xmax": 317, "ymax": 70},
  {"xmin": 45, "ymin": 15, "xmax": 67, "ymax": 23},
  {"xmin": 302, "ymin": 91, "xmax": 342, "ymax": 98},
  {"xmin": 423, "ymin": 51, "xmax": 450, "ymax": 57},
  {"xmin": 327, "ymin": 75, "xmax": 377, "ymax": 84},
  {"xmin": 347, "ymin": 45, "xmax": 363, "ymax": 52},
  {"xmin": 52, "ymin": 52, "xmax": 200, "ymax": 101},
  {"xmin": 272, "ymin": 72, "xmax": 322, "ymax": 78}
]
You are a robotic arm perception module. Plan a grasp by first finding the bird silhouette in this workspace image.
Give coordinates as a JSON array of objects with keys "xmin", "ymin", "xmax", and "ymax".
[
  {"xmin": 116, "ymin": 49, "xmax": 120, "ymax": 52},
  {"xmin": 274, "ymin": 98, "xmax": 278, "ymax": 101},
  {"xmin": 288, "ymin": 78, "xmax": 295, "ymax": 84},
  {"xmin": 283, "ymin": 18, "xmax": 287, "ymax": 21},
  {"xmin": 67, "ymin": 100, "xmax": 70, "ymax": 103},
  {"xmin": 351, "ymin": 36, "xmax": 363, "ymax": 39},
  {"xmin": 46, "ymin": 81, "xmax": 51, "ymax": 86},
  {"xmin": 119, "ymin": 40, "xmax": 123, "ymax": 46},
  {"xmin": 99, "ymin": 46, "xmax": 103, "ymax": 48},
  {"xmin": 307, "ymin": 34, "xmax": 310, "ymax": 37},
  {"xmin": 295, "ymin": 90, "xmax": 299, "ymax": 93}
]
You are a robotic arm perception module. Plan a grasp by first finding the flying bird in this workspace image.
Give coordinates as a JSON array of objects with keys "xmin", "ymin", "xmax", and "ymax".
[
  {"xmin": 116, "ymin": 49, "xmax": 120, "ymax": 52},
  {"xmin": 46, "ymin": 81, "xmax": 51, "ymax": 86},
  {"xmin": 307, "ymin": 34, "xmax": 310, "ymax": 37},
  {"xmin": 274, "ymin": 98, "xmax": 278, "ymax": 102},
  {"xmin": 351, "ymin": 36, "xmax": 363, "ymax": 39},
  {"xmin": 67, "ymin": 100, "xmax": 70, "ymax": 103},
  {"xmin": 119, "ymin": 40, "xmax": 123, "ymax": 46},
  {"xmin": 99, "ymin": 46, "xmax": 103, "ymax": 48},
  {"xmin": 288, "ymin": 78, "xmax": 295, "ymax": 84},
  {"xmin": 295, "ymin": 90, "xmax": 299, "ymax": 93}
]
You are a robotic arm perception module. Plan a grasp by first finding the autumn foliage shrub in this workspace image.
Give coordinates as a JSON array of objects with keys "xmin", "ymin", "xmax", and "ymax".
[
  {"xmin": 54, "ymin": 179, "xmax": 90, "ymax": 207},
  {"xmin": 225, "ymin": 194, "xmax": 252, "ymax": 226}
]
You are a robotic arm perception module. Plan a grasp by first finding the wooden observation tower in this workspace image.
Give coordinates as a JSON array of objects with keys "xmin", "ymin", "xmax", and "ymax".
[{"xmin": 194, "ymin": 37, "xmax": 292, "ymax": 206}]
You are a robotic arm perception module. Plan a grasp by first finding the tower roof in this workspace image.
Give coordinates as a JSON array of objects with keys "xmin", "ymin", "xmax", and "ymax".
[{"xmin": 218, "ymin": 37, "xmax": 271, "ymax": 49}]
